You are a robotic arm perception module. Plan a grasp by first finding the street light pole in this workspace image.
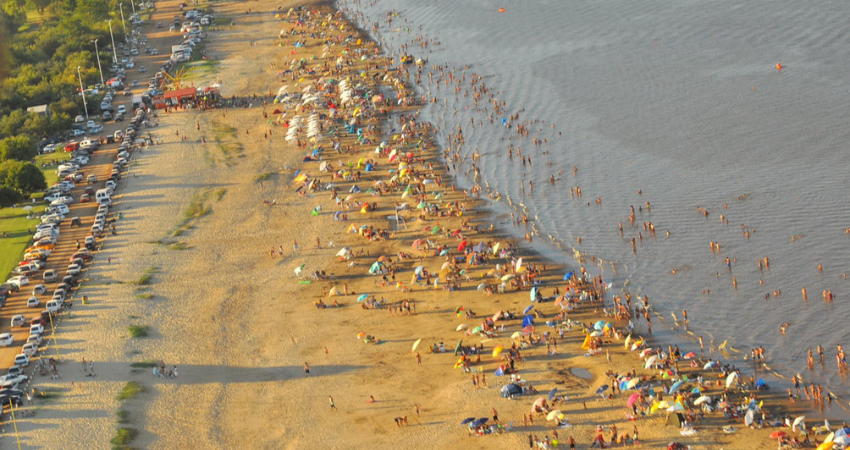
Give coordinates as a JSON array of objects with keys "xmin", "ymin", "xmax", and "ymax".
[
  {"xmin": 92, "ymin": 39, "xmax": 105, "ymax": 87},
  {"xmin": 108, "ymin": 19, "xmax": 118, "ymax": 65},
  {"xmin": 76, "ymin": 66, "xmax": 89, "ymax": 122},
  {"xmin": 130, "ymin": 0, "xmax": 136, "ymax": 16},
  {"xmin": 119, "ymin": 3, "xmax": 127, "ymax": 38}
]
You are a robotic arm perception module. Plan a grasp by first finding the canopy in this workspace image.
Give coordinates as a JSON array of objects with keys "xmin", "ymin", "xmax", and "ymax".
[
  {"xmin": 546, "ymin": 410, "xmax": 562, "ymax": 421},
  {"xmin": 501, "ymin": 383, "xmax": 522, "ymax": 398}
]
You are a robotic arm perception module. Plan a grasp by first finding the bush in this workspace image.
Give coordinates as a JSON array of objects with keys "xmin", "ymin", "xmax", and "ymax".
[
  {"xmin": 110, "ymin": 427, "xmax": 138, "ymax": 447},
  {"xmin": 116, "ymin": 381, "xmax": 144, "ymax": 401},
  {"xmin": 127, "ymin": 325, "xmax": 149, "ymax": 338},
  {"xmin": 0, "ymin": 135, "xmax": 37, "ymax": 161}
]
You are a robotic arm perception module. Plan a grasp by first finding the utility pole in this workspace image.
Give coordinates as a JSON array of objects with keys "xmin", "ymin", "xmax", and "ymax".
[
  {"xmin": 77, "ymin": 66, "xmax": 89, "ymax": 121},
  {"xmin": 130, "ymin": 0, "xmax": 136, "ymax": 16},
  {"xmin": 92, "ymin": 39, "xmax": 105, "ymax": 87},
  {"xmin": 108, "ymin": 19, "xmax": 118, "ymax": 64},
  {"xmin": 119, "ymin": 3, "xmax": 127, "ymax": 39}
]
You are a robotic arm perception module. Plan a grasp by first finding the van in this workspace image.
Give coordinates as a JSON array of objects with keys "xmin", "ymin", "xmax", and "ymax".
[{"xmin": 95, "ymin": 188, "xmax": 111, "ymax": 204}]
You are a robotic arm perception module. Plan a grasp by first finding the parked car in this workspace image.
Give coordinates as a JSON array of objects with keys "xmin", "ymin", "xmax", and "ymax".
[
  {"xmin": 32, "ymin": 284, "xmax": 47, "ymax": 295},
  {"xmin": 70, "ymin": 252, "xmax": 93, "ymax": 262},
  {"xmin": 43, "ymin": 270, "xmax": 57, "ymax": 282},
  {"xmin": 66, "ymin": 264, "xmax": 82, "ymax": 276},
  {"xmin": 81, "ymin": 194, "xmax": 91, "ymax": 203},
  {"xmin": 13, "ymin": 354, "xmax": 30, "ymax": 368},
  {"xmin": 6, "ymin": 276, "xmax": 29, "ymax": 287},
  {"xmin": 26, "ymin": 297, "xmax": 39, "ymax": 308},
  {"xmin": 21, "ymin": 343, "xmax": 37, "ymax": 357},
  {"xmin": 29, "ymin": 324, "xmax": 44, "ymax": 336},
  {"xmin": 0, "ymin": 333, "xmax": 12, "ymax": 347}
]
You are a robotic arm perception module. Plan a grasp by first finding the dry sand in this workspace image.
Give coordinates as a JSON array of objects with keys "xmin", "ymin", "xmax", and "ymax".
[{"xmin": 8, "ymin": 0, "xmax": 816, "ymax": 449}]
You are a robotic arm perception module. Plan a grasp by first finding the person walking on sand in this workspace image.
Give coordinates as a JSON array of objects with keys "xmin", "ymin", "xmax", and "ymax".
[
  {"xmin": 304, "ymin": 362, "xmax": 310, "ymax": 374},
  {"xmin": 329, "ymin": 396, "xmax": 337, "ymax": 410}
]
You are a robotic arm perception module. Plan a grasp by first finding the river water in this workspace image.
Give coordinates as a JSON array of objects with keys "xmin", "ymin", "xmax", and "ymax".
[{"xmin": 337, "ymin": 0, "xmax": 850, "ymax": 412}]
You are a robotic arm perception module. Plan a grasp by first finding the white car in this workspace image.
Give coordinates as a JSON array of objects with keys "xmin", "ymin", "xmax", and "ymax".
[
  {"xmin": 72, "ymin": 129, "xmax": 86, "ymax": 137},
  {"xmin": 117, "ymin": 105, "xmax": 126, "ymax": 114},
  {"xmin": 32, "ymin": 284, "xmax": 47, "ymax": 295},
  {"xmin": 29, "ymin": 324, "xmax": 44, "ymax": 336},
  {"xmin": 45, "ymin": 205, "xmax": 69, "ymax": 216},
  {"xmin": 13, "ymin": 354, "xmax": 30, "ymax": 368},
  {"xmin": 125, "ymin": 61, "xmax": 135, "ymax": 69},
  {"xmin": 21, "ymin": 343, "xmax": 37, "ymax": 357},
  {"xmin": 0, "ymin": 373, "xmax": 27, "ymax": 386},
  {"xmin": 42, "ymin": 270, "xmax": 57, "ymax": 282},
  {"xmin": 6, "ymin": 276, "xmax": 29, "ymax": 287},
  {"xmin": 66, "ymin": 264, "xmax": 82, "ymax": 276},
  {"xmin": 46, "ymin": 300, "xmax": 61, "ymax": 314},
  {"xmin": 26, "ymin": 334, "xmax": 42, "ymax": 346},
  {"xmin": 10, "ymin": 315, "xmax": 25, "ymax": 327},
  {"xmin": 89, "ymin": 124, "xmax": 104, "ymax": 134},
  {"xmin": 0, "ymin": 333, "xmax": 13, "ymax": 347},
  {"xmin": 26, "ymin": 297, "xmax": 40, "ymax": 308}
]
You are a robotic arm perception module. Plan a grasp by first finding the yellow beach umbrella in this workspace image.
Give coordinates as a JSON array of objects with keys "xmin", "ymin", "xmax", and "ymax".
[
  {"xmin": 412, "ymin": 338, "xmax": 422, "ymax": 352},
  {"xmin": 492, "ymin": 346, "xmax": 504, "ymax": 358}
]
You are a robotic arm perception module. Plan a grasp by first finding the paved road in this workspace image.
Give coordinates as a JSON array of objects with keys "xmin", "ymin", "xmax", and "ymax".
[{"xmin": 0, "ymin": 2, "xmax": 186, "ymax": 387}]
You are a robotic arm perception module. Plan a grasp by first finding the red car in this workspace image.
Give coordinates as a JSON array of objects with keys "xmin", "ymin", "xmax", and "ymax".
[
  {"xmin": 64, "ymin": 142, "xmax": 79, "ymax": 152},
  {"xmin": 69, "ymin": 252, "xmax": 93, "ymax": 263}
]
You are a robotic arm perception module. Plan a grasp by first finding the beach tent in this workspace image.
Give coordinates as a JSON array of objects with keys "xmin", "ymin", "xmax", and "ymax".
[
  {"xmin": 502, "ymin": 383, "xmax": 522, "ymax": 398},
  {"xmin": 336, "ymin": 247, "xmax": 352, "ymax": 258},
  {"xmin": 369, "ymin": 261, "xmax": 383, "ymax": 274}
]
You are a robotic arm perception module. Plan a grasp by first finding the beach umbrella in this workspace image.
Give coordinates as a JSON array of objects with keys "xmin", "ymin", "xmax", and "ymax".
[
  {"xmin": 644, "ymin": 355, "xmax": 658, "ymax": 369},
  {"xmin": 725, "ymin": 372, "xmax": 739, "ymax": 388},
  {"xmin": 669, "ymin": 380, "xmax": 685, "ymax": 394},
  {"xmin": 495, "ymin": 366, "xmax": 505, "ymax": 376},
  {"xmin": 563, "ymin": 272, "xmax": 573, "ymax": 281},
  {"xmin": 590, "ymin": 331, "xmax": 603, "ymax": 337},
  {"xmin": 460, "ymin": 417, "xmax": 475, "ymax": 425},
  {"xmin": 626, "ymin": 378, "xmax": 641, "ymax": 390},
  {"xmin": 683, "ymin": 352, "xmax": 696, "ymax": 359},
  {"xmin": 357, "ymin": 294, "xmax": 368, "ymax": 302},
  {"xmin": 666, "ymin": 403, "xmax": 684, "ymax": 412},
  {"xmin": 477, "ymin": 283, "xmax": 487, "ymax": 291},
  {"xmin": 639, "ymin": 348, "xmax": 653, "ymax": 358},
  {"xmin": 456, "ymin": 324, "xmax": 466, "ymax": 331},
  {"xmin": 832, "ymin": 437, "xmax": 849, "ymax": 448},
  {"xmin": 793, "ymin": 416, "xmax": 806, "ymax": 433},
  {"xmin": 770, "ymin": 431, "xmax": 788, "ymax": 440},
  {"xmin": 414, "ymin": 265, "xmax": 426, "ymax": 276},
  {"xmin": 593, "ymin": 320, "xmax": 606, "ymax": 331},
  {"xmin": 492, "ymin": 242, "xmax": 501, "ymax": 255},
  {"xmin": 357, "ymin": 331, "xmax": 366, "ymax": 339},
  {"xmin": 818, "ymin": 442, "xmax": 836, "ymax": 450},
  {"xmin": 703, "ymin": 361, "xmax": 718, "ymax": 370},
  {"xmin": 627, "ymin": 393, "xmax": 640, "ymax": 408},
  {"xmin": 501, "ymin": 274, "xmax": 515, "ymax": 282},
  {"xmin": 327, "ymin": 287, "xmax": 337, "ymax": 297},
  {"xmin": 596, "ymin": 385, "xmax": 609, "ymax": 396},
  {"xmin": 523, "ymin": 305, "xmax": 534, "ymax": 315},
  {"xmin": 745, "ymin": 409, "xmax": 755, "ymax": 426},
  {"xmin": 294, "ymin": 264, "xmax": 306, "ymax": 277},
  {"xmin": 471, "ymin": 326, "xmax": 483, "ymax": 335},
  {"xmin": 531, "ymin": 397, "xmax": 547, "ymax": 412},
  {"xmin": 824, "ymin": 433, "xmax": 834, "ymax": 444},
  {"xmin": 511, "ymin": 331, "xmax": 522, "ymax": 339},
  {"xmin": 530, "ymin": 287, "xmax": 538, "ymax": 302},
  {"xmin": 522, "ymin": 315, "xmax": 535, "ymax": 328},
  {"xmin": 411, "ymin": 238, "xmax": 423, "ymax": 249},
  {"xmin": 411, "ymin": 338, "xmax": 422, "ymax": 352},
  {"xmin": 492, "ymin": 346, "xmax": 504, "ymax": 357},
  {"xmin": 546, "ymin": 410, "xmax": 562, "ymax": 422},
  {"xmin": 624, "ymin": 335, "xmax": 632, "ymax": 349},
  {"xmin": 472, "ymin": 418, "xmax": 488, "ymax": 427},
  {"xmin": 548, "ymin": 388, "xmax": 558, "ymax": 401},
  {"xmin": 454, "ymin": 340, "xmax": 463, "ymax": 355},
  {"xmin": 336, "ymin": 247, "xmax": 352, "ymax": 257},
  {"xmin": 515, "ymin": 258, "xmax": 523, "ymax": 272}
]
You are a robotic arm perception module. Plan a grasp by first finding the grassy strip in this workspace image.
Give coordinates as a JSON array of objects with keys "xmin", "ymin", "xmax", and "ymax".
[
  {"xmin": 127, "ymin": 325, "xmax": 150, "ymax": 338},
  {"xmin": 116, "ymin": 381, "xmax": 144, "ymax": 401},
  {"xmin": 132, "ymin": 266, "xmax": 158, "ymax": 286},
  {"xmin": 134, "ymin": 292, "xmax": 154, "ymax": 300},
  {"xmin": 0, "ymin": 152, "xmax": 73, "ymax": 278},
  {"xmin": 111, "ymin": 427, "xmax": 138, "ymax": 448}
]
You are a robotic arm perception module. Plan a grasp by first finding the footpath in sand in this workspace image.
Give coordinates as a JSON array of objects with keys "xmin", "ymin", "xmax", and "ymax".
[{"xmin": 10, "ymin": 0, "xmax": 823, "ymax": 449}]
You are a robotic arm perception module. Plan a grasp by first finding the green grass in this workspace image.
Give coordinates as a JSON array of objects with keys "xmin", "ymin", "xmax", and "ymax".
[
  {"xmin": 167, "ymin": 242, "xmax": 191, "ymax": 250},
  {"xmin": 111, "ymin": 427, "xmax": 138, "ymax": 448},
  {"xmin": 134, "ymin": 292, "xmax": 154, "ymax": 300},
  {"xmin": 129, "ymin": 360, "xmax": 157, "ymax": 368},
  {"xmin": 116, "ymin": 409, "xmax": 130, "ymax": 424},
  {"xmin": 213, "ymin": 188, "xmax": 227, "ymax": 201},
  {"xmin": 183, "ymin": 192, "xmax": 212, "ymax": 221},
  {"xmin": 210, "ymin": 120, "xmax": 243, "ymax": 165},
  {"xmin": 254, "ymin": 172, "xmax": 272, "ymax": 183},
  {"xmin": 132, "ymin": 266, "xmax": 158, "ymax": 286},
  {"xmin": 0, "ymin": 152, "xmax": 73, "ymax": 278},
  {"xmin": 127, "ymin": 325, "xmax": 150, "ymax": 338},
  {"xmin": 116, "ymin": 381, "xmax": 145, "ymax": 401}
]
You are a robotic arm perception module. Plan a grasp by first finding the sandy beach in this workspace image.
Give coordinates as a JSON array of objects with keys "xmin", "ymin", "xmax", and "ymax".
[{"xmin": 4, "ymin": 0, "xmax": 836, "ymax": 449}]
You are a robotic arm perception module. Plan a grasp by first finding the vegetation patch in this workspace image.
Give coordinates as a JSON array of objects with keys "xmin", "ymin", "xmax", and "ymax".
[
  {"xmin": 132, "ymin": 266, "xmax": 158, "ymax": 286},
  {"xmin": 254, "ymin": 172, "xmax": 273, "ymax": 183},
  {"xmin": 135, "ymin": 292, "xmax": 154, "ymax": 300},
  {"xmin": 129, "ymin": 360, "xmax": 157, "ymax": 369},
  {"xmin": 167, "ymin": 242, "xmax": 192, "ymax": 250},
  {"xmin": 116, "ymin": 382, "xmax": 145, "ymax": 401},
  {"xmin": 116, "ymin": 409, "xmax": 130, "ymax": 424},
  {"xmin": 213, "ymin": 188, "xmax": 227, "ymax": 201},
  {"xmin": 127, "ymin": 325, "xmax": 150, "ymax": 338},
  {"xmin": 111, "ymin": 427, "xmax": 139, "ymax": 448}
]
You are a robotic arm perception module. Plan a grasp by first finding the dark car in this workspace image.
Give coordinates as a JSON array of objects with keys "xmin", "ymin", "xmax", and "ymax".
[
  {"xmin": 0, "ymin": 283, "xmax": 19, "ymax": 294},
  {"xmin": 0, "ymin": 392, "xmax": 23, "ymax": 407},
  {"xmin": 61, "ymin": 275, "xmax": 78, "ymax": 286},
  {"xmin": 70, "ymin": 252, "xmax": 93, "ymax": 262},
  {"xmin": 115, "ymin": 113, "xmax": 124, "ymax": 122}
]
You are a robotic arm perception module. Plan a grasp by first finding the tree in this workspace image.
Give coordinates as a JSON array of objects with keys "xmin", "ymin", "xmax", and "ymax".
[
  {"xmin": 6, "ymin": 160, "xmax": 44, "ymax": 194},
  {"xmin": 0, "ymin": 134, "xmax": 36, "ymax": 160},
  {"xmin": 0, "ymin": 185, "xmax": 21, "ymax": 206}
]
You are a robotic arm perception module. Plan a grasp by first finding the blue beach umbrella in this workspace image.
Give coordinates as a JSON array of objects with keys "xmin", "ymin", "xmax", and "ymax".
[
  {"xmin": 523, "ymin": 305, "xmax": 534, "ymax": 315},
  {"xmin": 357, "ymin": 294, "xmax": 369, "ymax": 302},
  {"xmin": 460, "ymin": 417, "xmax": 475, "ymax": 425}
]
